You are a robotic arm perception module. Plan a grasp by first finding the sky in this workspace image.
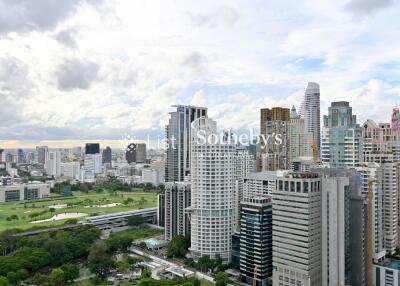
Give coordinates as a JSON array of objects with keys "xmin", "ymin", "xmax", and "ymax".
[{"xmin": 1, "ymin": 0, "xmax": 400, "ymax": 148}]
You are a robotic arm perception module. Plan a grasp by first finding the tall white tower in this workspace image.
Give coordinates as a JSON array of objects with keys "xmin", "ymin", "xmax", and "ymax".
[
  {"xmin": 189, "ymin": 117, "xmax": 236, "ymax": 261},
  {"xmin": 300, "ymin": 82, "xmax": 321, "ymax": 152},
  {"xmin": 45, "ymin": 151, "xmax": 61, "ymax": 177}
]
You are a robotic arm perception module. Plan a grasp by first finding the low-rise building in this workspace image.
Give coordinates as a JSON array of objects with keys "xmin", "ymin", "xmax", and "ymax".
[{"xmin": 0, "ymin": 182, "xmax": 50, "ymax": 202}]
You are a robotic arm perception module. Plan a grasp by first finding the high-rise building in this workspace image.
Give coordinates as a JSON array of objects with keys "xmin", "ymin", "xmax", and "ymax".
[
  {"xmin": 36, "ymin": 146, "xmax": 48, "ymax": 165},
  {"xmin": 189, "ymin": 117, "xmax": 236, "ymax": 261},
  {"xmin": 165, "ymin": 105, "xmax": 208, "ymax": 182},
  {"xmin": 164, "ymin": 182, "xmax": 191, "ymax": 240},
  {"xmin": 85, "ymin": 143, "xmax": 100, "ymax": 155},
  {"xmin": 272, "ymin": 172, "xmax": 322, "ymax": 286},
  {"xmin": 136, "ymin": 143, "xmax": 146, "ymax": 163},
  {"xmin": 320, "ymin": 175, "xmax": 350, "ymax": 286},
  {"xmin": 288, "ymin": 105, "xmax": 313, "ymax": 165},
  {"xmin": 362, "ymin": 119, "xmax": 400, "ymax": 253},
  {"xmin": 157, "ymin": 193, "xmax": 165, "ymax": 227},
  {"xmin": 102, "ymin": 146, "xmax": 112, "ymax": 165},
  {"xmin": 17, "ymin": 149, "xmax": 25, "ymax": 164},
  {"xmin": 84, "ymin": 153, "xmax": 102, "ymax": 174},
  {"xmin": 0, "ymin": 149, "xmax": 4, "ymax": 162},
  {"xmin": 243, "ymin": 171, "xmax": 280, "ymax": 199},
  {"xmin": 234, "ymin": 146, "xmax": 254, "ymax": 230},
  {"xmin": 45, "ymin": 151, "xmax": 61, "ymax": 177},
  {"xmin": 60, "ymin": 162, "xmax": 81, "ymax": 180},
  {"xmin": 260, "ymin": 107, "xmax": 290, "ymax": 171},
  {"xmin": 321, "ymin": 101, "xmax": 362, "ymax": 168},
  {"xmin": 239, "ymin": 197, "xmax": 272, "ymax": 286},
  {"xmin": 314, "ymin": 167, "xmax": 370, "ymax": 286},
  {"xmin": 392, "ymin": 107, "xmax": 400, "ymax": 130},
  {"xmin": 300, "ymin": 82, "xmax": 321, "ymax": 152},
  {"xmin": 126, "ymin": 143, "xmax": 147, "ymax": 164},
  {"xmin": 356, "ymin": 162, "xmax": 385, "ymax": 262}
]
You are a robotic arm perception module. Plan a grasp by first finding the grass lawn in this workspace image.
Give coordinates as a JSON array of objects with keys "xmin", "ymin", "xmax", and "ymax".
[
  {"xmin": 0, "ymin": 191, "xmax": 157, "ymax": 232},
  {"xmin": 200, "ymin": 279, "xmax": 215, "ymax": 286}
]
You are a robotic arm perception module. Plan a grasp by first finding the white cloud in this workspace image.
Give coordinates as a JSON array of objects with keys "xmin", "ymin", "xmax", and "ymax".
[{"xmin": 0, "ymin": 0, "xmax": 400, "ymax": 143}]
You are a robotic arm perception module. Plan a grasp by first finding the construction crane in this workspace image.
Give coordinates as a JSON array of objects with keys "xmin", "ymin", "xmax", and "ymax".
[{"xmin": 252, "ymin": 265, "xmax": 259, "ymax": 286}]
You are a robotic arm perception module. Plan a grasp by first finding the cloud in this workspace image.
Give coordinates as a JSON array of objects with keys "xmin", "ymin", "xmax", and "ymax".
[
  {"xmin": 54, "ymin": 28, "xmax": 78, "ymax": 49},
  {"xmin": 344, "ymin": 0, "xmax": 397, "ymax": 15},
  {"xmin": 56, "ymin": 59, "xmax": 99, "ymax": 90},
  {"xmin": 190, "ymin": 90, "xmax": 205, "ymax": 106},
  {"xmin": 188, "ymin": 6, "xmax": 239, "ymax": 28},
  {"xmin": 0, "ymin": 0, "xmax": 85, "ymax": 34}
]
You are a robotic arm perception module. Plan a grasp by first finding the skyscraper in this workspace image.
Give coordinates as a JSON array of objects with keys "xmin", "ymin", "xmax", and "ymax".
[
  {"xmin": 239, "ymin": 197, "xmax": 272, "ymax": 286},
  {"xmin": 165, "ymin": 105, "xmax": 208, "ymax": 182},
  {"xmin": 102, "ymin": 146, "xmax": 112, "ymax": 164},
  {"xmin": 356, "ymin": 162, "xmax": 385, "ymax": 262},
  {"xmin": 36, "ymin": 146, "xmax": 48, "ymax": 165},
  {"xmin": 135, "ymin": 143, "xmax": 146, "ymax": 163},
  {"xmin": 272, "ymin": 172, "xmax": 322, "ymax": 286},
  {"xmin": 126, "ymin": 143, "xmax": 146, "ymax": 164},
  {"xmin": 362, "ymin": 119, "xmax": 399, "ymax": 253},
  {"xmin": 85, "ymin": 143, "xmax": 100, "ymax": 155},
  {"xmin": 164, "ymin": 182, "xmax": 191, "ymax": 240},
  {"xmin": 260, "ymin": 107, "xmax": 290, "ymax": 171},
  {"xmin": 321, "ymin": 101, "xmax": 362, "ymax": 168},
  {"xmin": 234, "ymin": 146, "xmax": 254, "ymax": 230},
  {"xmin": 45, "ymin": 151, "xmax": 61, "ymax": 177},
  {"xmin": 392, "ymin": 107, "xmax": 400, "ymax": 130},
  {"xmin": 288, "ymin": 105, "xmax": 313, "ymax": 164},
  {"xmin": 300, "ymin": 82, "xmax": 321, "ymax": 152},
  {"xmin": 189, "ymin": 117, "xmax": 236, "ymax": 261},
  {"xmin": 17, "ymin": 149, "xmax": 25, "ymax": 164}
]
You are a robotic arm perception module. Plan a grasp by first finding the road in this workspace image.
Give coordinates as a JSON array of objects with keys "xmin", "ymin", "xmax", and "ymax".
[{"xmin": 130, "ymin": 246, "xmax": 215, "ymax": 283}]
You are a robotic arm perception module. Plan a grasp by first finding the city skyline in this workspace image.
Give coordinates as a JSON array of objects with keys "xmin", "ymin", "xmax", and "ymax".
[{"xmin": 1, "ymin": 0, "xmax": 400, "ymax": 146}]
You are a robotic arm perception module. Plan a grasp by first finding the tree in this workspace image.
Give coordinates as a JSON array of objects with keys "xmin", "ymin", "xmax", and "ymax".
[
  {"xmin": 140, "ymin": 267, "xmax": 152, "ymax": 279},
  {"xmin": 197, "ymin": 255, "xmax": 213, "ymax": 272},
  {"xmin": 87, "ymin": 240, "xmax": 116, "ymax": 278},
  {"xmin": 166, "ymin": 235, "xmax": 190, "ymax": 258},
  {"xmin": 215, "ymin": 272, "xmax": 229, "ymax": 286},
  {"xmin": 49, "ymin": 268, "xmax": 65, "ymax": 285},
  {"xmin": 61, "ymin": 264, "xmax": 79, "ymax": 282},
  {"xmin": 0, "ymin": 277, "xmax": 8, "ymax": 286}
]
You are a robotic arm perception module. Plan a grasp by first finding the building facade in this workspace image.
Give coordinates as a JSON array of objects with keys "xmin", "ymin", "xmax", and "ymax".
[
  {"xmin": 165, "ymin": 105, "xmax": 208, "ymax": 182},
  {"xmin": 189, "ymin": 117, "xmax": 236, "ymax": 261},
  {"xmin": 260, "ymin": 107, "xmax": 290, "ymax": 171},
  {"xmin": 164, "ymin": 182, "xmax": 191, "ymax": 240},
  {"xmin": 300, "ymin": 82, "xmax": 321, "ymax": 152},
  {"xmin": 321, "ymin": 101, "xmax": 362, "ymax": 168},
  {"xmin": 272, "ymin": 172, "xmax": 322, "ymax": 286},
  {"xmin": 240, "ymin": 197, "xmax": 273, "ymax": 286},
  {"xmin": 45, "ymin": 151, "xmax": 61, "ymax": 177},
  {"xmin": 288, "ymin": 105, "xmax": 314, "ymax": 165},
  {"xmin": 0, "ymin": 183, "xmax": 50, "ymax": 203},
  {"xmin": 362, "ymin": 120, "xmax": 400, "ymax": 253}
]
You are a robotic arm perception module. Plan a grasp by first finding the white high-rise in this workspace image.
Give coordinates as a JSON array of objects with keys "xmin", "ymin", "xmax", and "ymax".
[
  {"xmin": 45, "ymin": 151, "xmax": 61, "ymax": 177},
  {"xmin": 321, "ymin": 176, "xmax": 350, "ymax": 286},
  {"xmin": 234, "ymin": 146, "xmax": 254, "ymax": 230},
  {"xmin": 272, "ymin": 172, "xmax": 322, "ymax": 286},
  {"xmin": 300, "ymin": 82, "xmax": 321, "ymax": 152},
  {"xmin": 189, "ymin": 117, "xmax": 236, "ymax": 261},
  {"xmin": 356, "ymin": 162, "xmax": 385, "ymax": 262}
]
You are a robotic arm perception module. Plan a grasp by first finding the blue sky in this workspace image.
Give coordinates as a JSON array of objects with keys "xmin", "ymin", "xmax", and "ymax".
[{"xmin": 0, "ymin": 0, "xmax": 400, "ymax": 148}]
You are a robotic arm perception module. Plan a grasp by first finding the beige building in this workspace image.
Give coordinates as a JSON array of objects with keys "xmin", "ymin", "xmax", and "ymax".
[
  {"xmin": 260, "ymin": 107, "xmax": 290, "ymax": 171},
  {"xmin": 362, "ymin": 120, "xmax": 400, "ymax": 253}
]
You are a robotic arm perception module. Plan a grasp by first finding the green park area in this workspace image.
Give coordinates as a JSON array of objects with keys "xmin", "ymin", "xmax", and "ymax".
[{"xmin": 0, "ymin": 190, "xmax": 157, "ymax": 232}]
